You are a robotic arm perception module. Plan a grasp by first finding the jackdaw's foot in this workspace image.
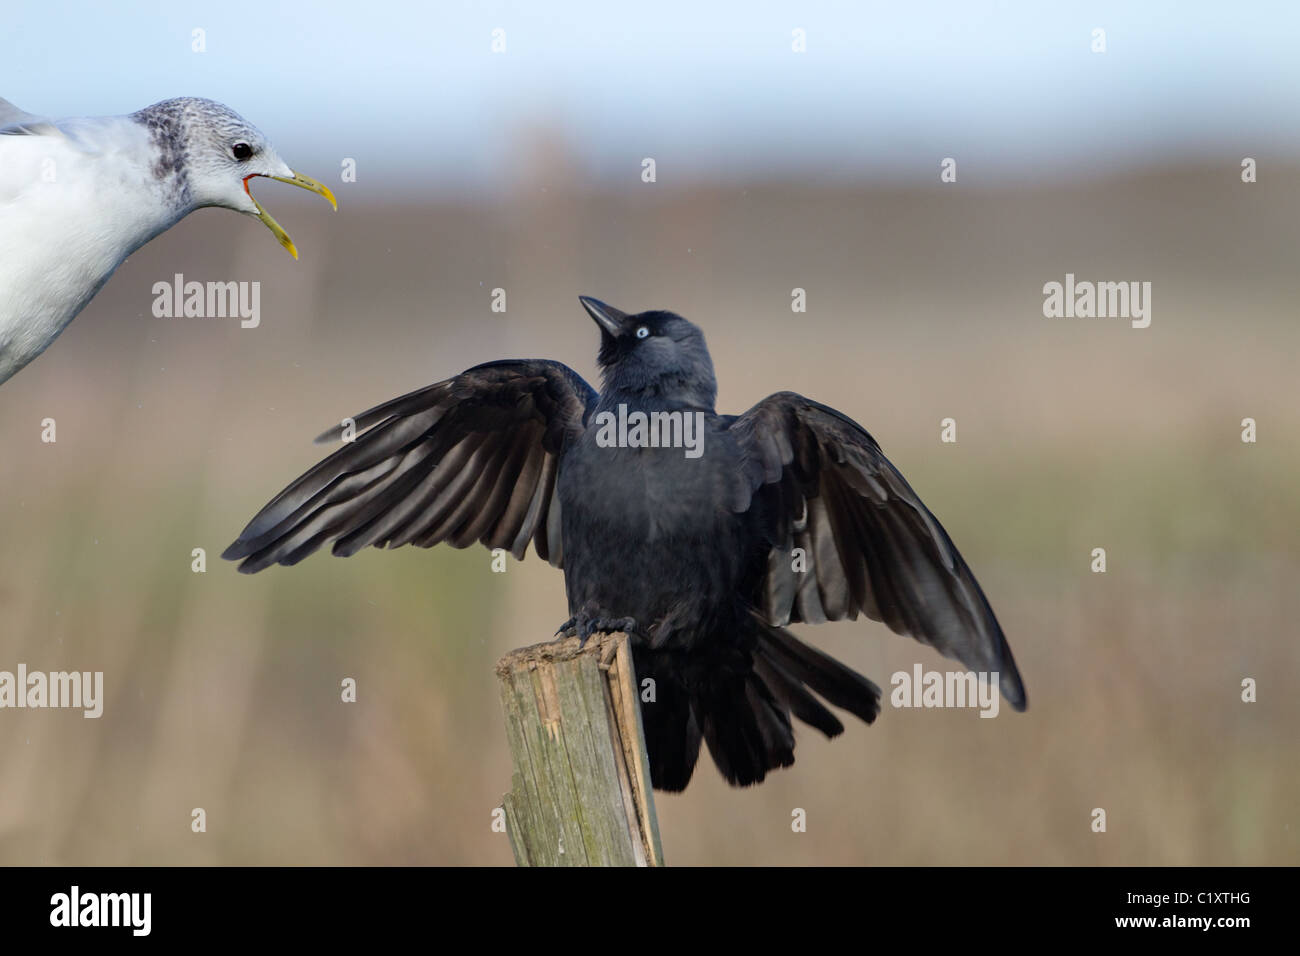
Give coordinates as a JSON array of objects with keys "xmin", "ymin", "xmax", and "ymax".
[{"xmin": 554, "ymin": 610, "xmax": 643, "ymax": 647}]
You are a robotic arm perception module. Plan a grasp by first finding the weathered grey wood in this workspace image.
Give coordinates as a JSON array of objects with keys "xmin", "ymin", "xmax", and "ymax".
[{"xmin": 496, "ymin": 633, "xmax": 664, "ymax": 866}]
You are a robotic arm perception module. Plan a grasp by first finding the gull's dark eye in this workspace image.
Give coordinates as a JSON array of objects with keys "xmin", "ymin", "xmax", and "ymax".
[
  {"xmin": 231, "ymin": 142, "xmax": 253, "ymax": 161},
  {"xmin": 635, "ymin": 326, "xmax": 650, "ymax": 339}
]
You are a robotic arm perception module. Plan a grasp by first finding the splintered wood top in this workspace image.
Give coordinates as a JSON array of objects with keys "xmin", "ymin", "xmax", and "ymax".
[{"xmin": 494, "ymin": 632, "xmax": 628, "ymax": 676}]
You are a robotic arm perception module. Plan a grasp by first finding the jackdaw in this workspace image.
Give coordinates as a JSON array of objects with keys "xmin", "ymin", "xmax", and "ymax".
[{"xmin": 223, "ymin": 296, "xmax": 1026, "ymax": 791}]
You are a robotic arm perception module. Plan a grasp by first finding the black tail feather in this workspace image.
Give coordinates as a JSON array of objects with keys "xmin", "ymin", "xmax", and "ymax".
[
  {"xmin": 637, "ymin": 676, "xmax": 702, "ymax": 793},
  {"xmin": 633, "ymin": 618, "xmax": 881, "ymax": 791},
  {"xmin": 752, "ymin": 618, "xmax": 882, "ymax": 727}
]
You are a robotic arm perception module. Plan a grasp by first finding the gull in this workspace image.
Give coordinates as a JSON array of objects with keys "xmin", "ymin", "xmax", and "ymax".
[{"xmin": 0, "ymin": 96, "xmax": 336, "ymax": 385}]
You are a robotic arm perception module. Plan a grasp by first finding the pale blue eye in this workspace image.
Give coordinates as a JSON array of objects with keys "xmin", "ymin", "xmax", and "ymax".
[{"xmin": 636, "ymin": 326, "xmax": 649, "ymax": 339}]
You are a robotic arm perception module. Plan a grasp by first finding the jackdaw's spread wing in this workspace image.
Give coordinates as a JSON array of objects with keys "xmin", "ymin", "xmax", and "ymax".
[
  {"xmin": 223, "ymin": 360, "xmax": 597, "ymax": 573},
  {"xmin": 728, "ymin": 391, "xmax": 1026, "ymax": 709}
]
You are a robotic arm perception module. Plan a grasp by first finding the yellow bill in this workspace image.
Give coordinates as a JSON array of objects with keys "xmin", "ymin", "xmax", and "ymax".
[{"xmin": 245, "ymin": 171, "xmax": 338, "ymax": 260}]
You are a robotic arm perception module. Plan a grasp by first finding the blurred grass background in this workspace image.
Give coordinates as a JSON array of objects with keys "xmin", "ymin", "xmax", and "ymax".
[{"xmin": 0, "ymin": 164, "xmax": 1296, "ymax": 865}]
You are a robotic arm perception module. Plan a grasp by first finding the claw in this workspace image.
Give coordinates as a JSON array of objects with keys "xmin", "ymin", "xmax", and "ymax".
[
  {"xmin": 611, "ymin": 617, "xmax": 641, "ymax": 638},
  {"xmin": 554, "ymin": 610, "xmax": 642, "ymax": 647}
]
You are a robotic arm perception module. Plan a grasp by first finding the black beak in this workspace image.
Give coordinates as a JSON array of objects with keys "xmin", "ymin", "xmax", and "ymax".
[{"xmin": 579, "ymin": 295, "xmax": 628, "ymax": 337}]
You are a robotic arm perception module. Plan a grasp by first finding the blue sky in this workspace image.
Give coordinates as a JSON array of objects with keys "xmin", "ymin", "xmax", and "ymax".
[{"xmin": 5, "ymin": 1, "xmax": 1300, "ymax": 194}]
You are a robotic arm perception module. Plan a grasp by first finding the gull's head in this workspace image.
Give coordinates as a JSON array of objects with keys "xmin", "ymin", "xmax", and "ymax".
[{"xmin": 132, "ymin": 97, "xmax": 336, "ymax": 259}]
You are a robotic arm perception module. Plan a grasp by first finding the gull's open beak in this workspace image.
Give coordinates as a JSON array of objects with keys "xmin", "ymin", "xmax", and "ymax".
[{"xmin": 244, "ymin": 171, "xmax": 338, "ymax": 260}]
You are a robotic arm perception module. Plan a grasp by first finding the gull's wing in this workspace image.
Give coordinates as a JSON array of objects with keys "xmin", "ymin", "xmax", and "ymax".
[
  {"xmin": 223, "ymin": 360, "xmax": 598, "ymax": 573},
  {"xmin": 0, "ymin": 98, "xmax": 68, "ymax": 206},
  {"xmin": 727, "ymin": 391, "xmax": 1026, "ymax": 709},
  {"xmin": 0, "ymin": 97, "xmax": 57, "ymax": 136},
  {"xmin": 0, "ymin": 97, "xmax": 39, "ymax": 125}
]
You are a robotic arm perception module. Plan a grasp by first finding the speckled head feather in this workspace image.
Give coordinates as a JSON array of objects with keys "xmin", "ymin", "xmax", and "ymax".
[{"xmin": 131, "ymin": 97, "xmax": 280, "ymax": 211}]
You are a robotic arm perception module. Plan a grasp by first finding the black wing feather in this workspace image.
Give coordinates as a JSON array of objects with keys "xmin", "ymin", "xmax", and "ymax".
[
  {"xmin": 729, "ymin": 391, "xmax": 1026, "ymax": 710},
  {"xmin": 223, "ymin": 360, "xmax": 596, "ymax": 573}
]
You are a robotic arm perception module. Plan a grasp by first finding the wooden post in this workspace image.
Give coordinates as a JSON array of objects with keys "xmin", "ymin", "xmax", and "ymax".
[{"xmin": 495, "ymin": 632, "xmax": 664, "ymax": 866}]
